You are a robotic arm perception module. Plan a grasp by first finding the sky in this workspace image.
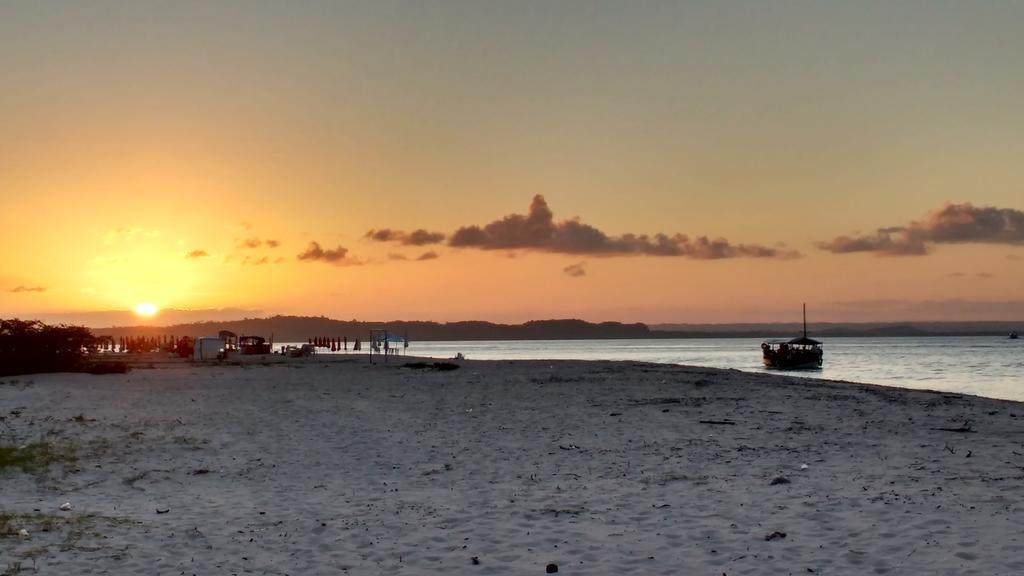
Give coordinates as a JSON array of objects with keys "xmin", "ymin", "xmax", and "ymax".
[{"xmin": 2, "ymin": 1, "xmax": 1023, "ymax": 326}]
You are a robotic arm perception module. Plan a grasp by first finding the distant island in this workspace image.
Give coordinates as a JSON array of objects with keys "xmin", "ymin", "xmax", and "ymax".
[{"xmin": 93, "ymin": 315, "xmax": 1023, "ymax": 341}]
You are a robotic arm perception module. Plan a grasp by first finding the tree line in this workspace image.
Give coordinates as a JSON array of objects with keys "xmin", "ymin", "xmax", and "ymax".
[{"xmin": 0, "ymin": 319, "xmax": 127, "ymax": 376}]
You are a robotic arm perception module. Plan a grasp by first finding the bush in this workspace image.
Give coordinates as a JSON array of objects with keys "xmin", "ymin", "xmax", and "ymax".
[{"xmin": 0, "ymin": 319, "xmax": 98, "ymax": 376}]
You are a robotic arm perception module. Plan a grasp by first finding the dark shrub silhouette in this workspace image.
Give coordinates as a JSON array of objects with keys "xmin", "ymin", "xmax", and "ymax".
[{"xmin": 0, "ymin": 319, "xmax": 100, "ymax": 376}]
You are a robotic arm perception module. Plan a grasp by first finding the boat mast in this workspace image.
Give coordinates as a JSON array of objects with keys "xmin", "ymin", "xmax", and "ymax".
[{"xmin": 803, "ymin": 302, "xmax": 807, "ymax": 339}]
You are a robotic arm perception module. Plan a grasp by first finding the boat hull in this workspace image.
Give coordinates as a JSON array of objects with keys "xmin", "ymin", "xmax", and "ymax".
[{"xmin": 763, "ymin": 357, "xmax": 822, "ymax": 370}]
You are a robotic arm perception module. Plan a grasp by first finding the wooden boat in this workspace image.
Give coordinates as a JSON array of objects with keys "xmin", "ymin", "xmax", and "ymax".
[
  {"xmin": 238, "ymin": 335, "xmax": 272, "ymax": 355},
  {"xmin": 762, "ymin": 304, "xmax": 823, "ymax": 370}
]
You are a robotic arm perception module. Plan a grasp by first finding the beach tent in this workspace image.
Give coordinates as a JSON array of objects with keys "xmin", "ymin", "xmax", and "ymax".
[{"xmin": 193, "ymin": 336, "xmax": 224, "ymax": 361}]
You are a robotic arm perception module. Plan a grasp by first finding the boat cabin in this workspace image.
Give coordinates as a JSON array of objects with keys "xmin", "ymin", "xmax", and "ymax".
[
  {"xmin": 762, "ymin": 336, "xmax": 823, "ymax": 370},
  {"xmin": 238, "ymin": 335, "xmax": 272, "ymax": 355}
]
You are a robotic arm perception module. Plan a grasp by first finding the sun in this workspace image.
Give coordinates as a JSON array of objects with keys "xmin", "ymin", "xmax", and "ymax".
[{"xmin": 134, "ymin": 302, "xmax": 158, "ymax": 317}]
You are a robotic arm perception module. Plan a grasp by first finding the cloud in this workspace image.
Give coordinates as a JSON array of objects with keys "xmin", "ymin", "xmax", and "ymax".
[
  {"xmin": 819, "ymin": 203, "xmax": 1024, "ymax": 256},
  {"xmin": 10, "ymin": 285, "xmax": 46, "ymax": 293},
  {"xmin": 104, "ymin": 227, "xmax": 160, "ymax": 245},
  {"xmin": 366, "ymin": 228, "xmax": 445, "ymax": 246},
  {"xmin": 816, "ymin": 229, "xmax": 928, "ymax": 256},
  {"xmin": 977, "ymin": 272, "xmax": 994, "ymax": 279},
  {"xmin": 447, "ymin": 195, "xmax": 796, "ymax": 259},
  {"xmin": 185, "ymin": 250, "xmax": 209, "ymax": 259},
  {"xmin": 563, "ymin": 262, "xmax": 587, "ymax": 277},
  {"xmin": 388, "ymin": 250, "xmax": 440, "ymax": 262},
  {"xmin": 367, "ymin": 229, "xmax": 400, "ymax": 242},
  {"xmin": 297, "ymin": 242, "xmax": 357, "ymax": 265},
  {"xmin": 228, "ymin": 234, "xmax": 280, "ymax": 262},
  {"xmin": 235, "ymin": 237, "xmax": 279, "ymax": 249},
  {"xmin": 237, "ymin": 237, "xmax": 263, "ymax": 249}
]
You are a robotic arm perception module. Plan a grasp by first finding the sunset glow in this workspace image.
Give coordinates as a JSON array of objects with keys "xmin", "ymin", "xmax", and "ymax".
[
  {"xmin": 134, "ymin": 303, "xmax": 158, "ymax": 318},
  {"xmin": 2, "ymin": 2, "xmax": 1023, "ymax": 326}
]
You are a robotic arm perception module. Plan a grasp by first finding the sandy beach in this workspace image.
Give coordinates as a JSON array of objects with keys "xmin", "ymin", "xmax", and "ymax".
[{"xmin": 3, "ymin": 357, "xmax": 1024, "ymax": 575}]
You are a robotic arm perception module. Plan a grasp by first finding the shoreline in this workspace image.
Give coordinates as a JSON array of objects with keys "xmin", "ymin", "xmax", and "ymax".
[
  {"xmin": 3, "ymin": 359, "xmax": 1024, "ymax": 574},
  {"xmin": 84, "ymin": 349, "xmax": 1024, "ymax": 405}
]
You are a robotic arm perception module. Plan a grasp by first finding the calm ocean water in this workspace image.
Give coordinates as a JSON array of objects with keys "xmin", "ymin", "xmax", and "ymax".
[{"xmin": 300, "ymin": 337, "xmax": 1023, "ymax": 402}]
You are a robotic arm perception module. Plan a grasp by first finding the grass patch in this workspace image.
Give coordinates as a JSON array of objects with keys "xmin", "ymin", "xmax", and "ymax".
[
  {"xmin": 0, "ymin": 442, "xmax": 77, "ymax": 474},
  {"xmin": 172, "ymin": 436, "xmax": 208, "ymax": 449},
  {"xmin": 0, "ymin": 512, "xmax": 65, "ymax": 538},
  {"xmin": 1, "ymin": 511, "xmax": 140, "ymax": 558}
]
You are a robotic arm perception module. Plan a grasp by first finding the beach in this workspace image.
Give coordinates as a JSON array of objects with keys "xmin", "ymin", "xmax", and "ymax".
[{"xmin": 2, "ymin": 357, "xmax": 1024, "ymax": 575}]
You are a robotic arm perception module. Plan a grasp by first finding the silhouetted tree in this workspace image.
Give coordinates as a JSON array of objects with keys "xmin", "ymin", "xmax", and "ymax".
[{"xmin": 0, "ymin": 319, "xmax": 98, "ymax": 375}]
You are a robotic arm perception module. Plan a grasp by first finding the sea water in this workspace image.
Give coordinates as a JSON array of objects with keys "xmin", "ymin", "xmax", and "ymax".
[
  {"xmin": 325, "ymin": 337, "xmax": 1020, "ymax": 402},
  {"xmin": 286, "ymin": 336, "xmax": 1023, "ymax": 402}
]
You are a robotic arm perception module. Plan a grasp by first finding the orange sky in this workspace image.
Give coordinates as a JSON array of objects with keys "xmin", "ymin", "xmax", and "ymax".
[{"xmin": 2, "ymin": 2, "xmax": 1023, "ymax": 325}]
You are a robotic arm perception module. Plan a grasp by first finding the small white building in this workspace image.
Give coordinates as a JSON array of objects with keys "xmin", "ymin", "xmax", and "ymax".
[{"xmin": 193, "ymin": 336, "xmax": 224, "ymax": 361}]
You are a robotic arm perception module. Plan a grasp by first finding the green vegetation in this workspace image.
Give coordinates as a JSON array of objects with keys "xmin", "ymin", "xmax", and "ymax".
[
  {"xmin": 0, "ymin": 512, "xmax": 60, "ymax": 538},
  {"xmin": 0, "ymin": 442, "xmax": 77, "ymax": 474},
  {"xmin": 1, "ymin": 511, "xmax": 139, "ymax": 558}
]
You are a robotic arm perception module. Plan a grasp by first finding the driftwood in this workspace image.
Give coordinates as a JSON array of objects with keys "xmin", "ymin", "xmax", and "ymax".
[
  {"xmin": 932, "ymin": 420, "xmax": 975, "ymax": 433},
  {"xmin": 699, "ymin": 419, "xmax": 736, "ymax": 426}
]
